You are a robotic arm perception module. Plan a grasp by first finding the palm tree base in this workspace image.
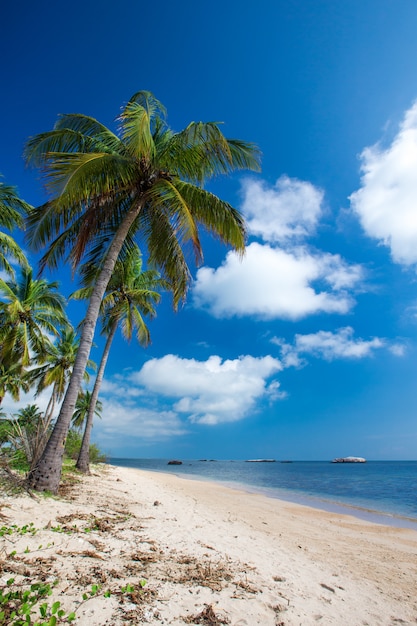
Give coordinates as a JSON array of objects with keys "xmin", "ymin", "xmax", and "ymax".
[
  {"xmin": 26, "ymin": 457, "xmax": 63, "ymax": 493},
  {"xmin": 26, "ymin": 435, "xmax": 66, "ymax": 493},
  {"xmin": 75, "ymin": 459, "xmax": 90, "ymax": 474}
]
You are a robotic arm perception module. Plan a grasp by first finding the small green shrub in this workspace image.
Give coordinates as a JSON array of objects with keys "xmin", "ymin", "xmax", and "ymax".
[{"xmin": 64, "ymin": 430, "xmax": 106, "ymax": 464}]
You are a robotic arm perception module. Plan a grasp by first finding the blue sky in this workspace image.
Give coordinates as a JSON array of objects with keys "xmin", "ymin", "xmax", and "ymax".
[{"xmin": 2, "ymin": 0, "xmax": 417, "ymax": 460}]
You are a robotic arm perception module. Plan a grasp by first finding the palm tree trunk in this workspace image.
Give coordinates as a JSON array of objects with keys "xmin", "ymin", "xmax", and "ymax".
[
  {"xmin": 44, "ymin": 392, "xmax": 56, "ymax": 426},
  {"xmin": 26, "ymin": 204, "xmax": 143, "ymax": 493},
  {"xmin": 76, "ymin": 321, "xmax": 117, "ymax": 474}
]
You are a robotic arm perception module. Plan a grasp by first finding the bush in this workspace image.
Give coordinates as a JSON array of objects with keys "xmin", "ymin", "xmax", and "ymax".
[{"xmin": 64, "ymin": 429, "xmax": 107, "ymax": 464}]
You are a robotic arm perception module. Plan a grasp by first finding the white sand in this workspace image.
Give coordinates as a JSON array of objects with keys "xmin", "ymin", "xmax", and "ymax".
[{"xmin": 1, "ymin": 464, "xmax": 416, "ymax": 625}]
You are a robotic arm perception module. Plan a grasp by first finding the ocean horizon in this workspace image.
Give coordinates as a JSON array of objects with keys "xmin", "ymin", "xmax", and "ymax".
[{"xmin": 109, "ymin": 458, "xmax": 417, "ymax": 531}]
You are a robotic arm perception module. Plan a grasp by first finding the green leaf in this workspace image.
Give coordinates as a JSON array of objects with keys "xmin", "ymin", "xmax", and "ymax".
[
  {"xmin": 40, "ymin": 603, "xmax": 48, "ymax": 617},
  {"xmin": 51, "ymin": 601, "xmax": 61, "ymax": 614}
]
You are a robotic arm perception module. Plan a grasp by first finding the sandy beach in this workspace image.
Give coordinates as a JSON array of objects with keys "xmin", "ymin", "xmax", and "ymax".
[{"xmin": 1, "ymin": 464, "xmax": 416, "ymax": 625}]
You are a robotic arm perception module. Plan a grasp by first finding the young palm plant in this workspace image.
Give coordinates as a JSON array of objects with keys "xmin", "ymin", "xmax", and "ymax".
[
  {"xmin": 6, "ymin": 404, "xmax": 47, "ymax": 471},
  {"xmin": 71, "ymin": 244, "xmax": 166, "ymax": 473},
  {"xmin": 24, "ymin": 90, "xmax": 261, "ymax": 492}
]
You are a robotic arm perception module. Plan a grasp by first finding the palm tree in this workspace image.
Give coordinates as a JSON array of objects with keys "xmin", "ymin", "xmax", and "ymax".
[
  {"xmin": 72, "ymin": 245, "xmax": 166, "ymax": 473},
  {"xmin": 5, "ymin": 404, "xmax": 46, "ymax": 470},
  {"xmin": 24, "ymin": 90, "xmax": 261, "ymax": 492},
  {"xmin": 0, "ymin": 361, "xmax": 30, "ymax": 407},
  {"xmin": 24, "ymin": 327, "xmax": 94, "ymax": 426},
  {"xmin": 0, "ymin": 177, "xmax": 31, "ymax": 276},
  {"xmin": 0, "ymin": 266, "xmax": 68, "ymax": 370},
  {"xmin": 72, "ymin": 390, "xmax": 102, "ymax": 432}
]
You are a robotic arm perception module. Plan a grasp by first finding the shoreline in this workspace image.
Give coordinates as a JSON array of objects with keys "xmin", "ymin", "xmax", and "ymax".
[
  {"xmin": 110, "ymin": 460, "xmax": 417, "ymax": 531},
  {"xmin": 1, "ymin": 464, "xmax": 416, "ymax": 625}
]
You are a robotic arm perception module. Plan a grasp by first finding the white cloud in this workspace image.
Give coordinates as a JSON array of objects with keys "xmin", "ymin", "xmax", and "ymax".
[
  {"xmin": 1, "ymin": 388, "xmax": 59, "ymax": 418},
  {"xmin": 241, "ymin": 175, "xmax": 324, "ymax": 242},
  {"xmin": 273, "ymin": 327, "xmax": 402, "ymax": 365},
  {"xmin": 98, "ymin": 402, "xmax": 187, "ymax": 441},
  {"xmin": 388, "ymin": 343, "xmax": 406, "ymax": 357},
  {"xmin": 127, "ymin": 353, "xmax": 282, "ymax": 425},
  {"xmin": 350, "ymin": 100, "xmax": 417, "ymax": 266},
  {"xmin": 193, "ymin": 242, "xmax": 362, "ymax": 320}
]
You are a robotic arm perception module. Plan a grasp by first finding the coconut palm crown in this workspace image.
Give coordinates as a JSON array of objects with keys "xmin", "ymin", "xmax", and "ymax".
[
  {"xmin": 25, "ymin": 91, "xmax": 260, "ymax": 302},
  {"xmin": 24, "ymin": 90, "xmax": 261, "ymax": 493}
]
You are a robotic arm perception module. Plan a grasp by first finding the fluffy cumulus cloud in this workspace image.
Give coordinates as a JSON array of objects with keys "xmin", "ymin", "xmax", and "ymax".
[
  {"xmin": 273, "ymin": 326, "xmax": 403, "ymax": 365},
  {"xmin": 350, "ymin": 100, "xmax": 417, "ymax": 266},
  {"xmin": 241, "ymin": 175, "xmax": 324, "ymax": 242},
  {"xmin": 192, "ymin": 175, "xmax": 364, "ymax": 320},
  {"xmin": 193, "ymin": 242, "xmax": 362, "ymax": 320},
  {"xmin": 126, "ymin": 353, "xmax": 282, "ymax": 425}
]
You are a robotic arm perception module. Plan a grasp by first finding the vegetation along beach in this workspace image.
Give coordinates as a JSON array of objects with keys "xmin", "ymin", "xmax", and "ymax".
[{"xmin": 2, "ymin": 2, "xmax": 417, "ymax": 623}]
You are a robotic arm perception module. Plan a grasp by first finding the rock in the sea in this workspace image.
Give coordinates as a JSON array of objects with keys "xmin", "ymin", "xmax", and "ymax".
[{"xmin": 167, "ymin": 460, "xmax": 182, "ymax": 465}]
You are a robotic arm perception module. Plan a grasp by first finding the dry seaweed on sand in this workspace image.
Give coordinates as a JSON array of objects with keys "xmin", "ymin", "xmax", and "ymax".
[
  {"xmin": 184, "ymin": 603, "xmax": 230, "ymax": 625},
  {"xmin": 162, "ymin": 554, "xmax": 233, "ymax": 591}
]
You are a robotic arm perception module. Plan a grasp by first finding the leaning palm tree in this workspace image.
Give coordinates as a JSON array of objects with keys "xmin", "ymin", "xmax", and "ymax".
[
  {"xmin": 24, "ymin": 90, "xmax": 261, "ymax": 492},
  {"xmin": 0, "ymin": 176, "xmax": 31, "ymax": 276},
  {"xmin": 72, "ymin": 245, "xmax": 166, "ymax": 473}
]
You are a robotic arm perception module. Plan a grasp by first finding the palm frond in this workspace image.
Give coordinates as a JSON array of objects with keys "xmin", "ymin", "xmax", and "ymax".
[
  {"xmin": 159, "ymin": 122, "xmax": 261, "ymax": 183},
  {"xmin": 128, "ymin": 90, "xmax": 167, "ymax": 123},
  {"xmin": 54, "ymin": 114, "xmax": 124, "ymax": 154},
  {"xmin": 41, "ymin": 152, "xmax": 135, "ymax": 200},
  {"xmin": 0, "ymin": 179, "xmax": 32, "ymax": 228},
  {"xmin": 146, "ymin": 179, "xmax": 201, "ymax": 256},
  {"xmin": 175, "ymin": 181, "xmax": 246, "ymax": 254},
  {"xmin": 0, "ymin": 233, "xmax": 29, "ymax": 275},
  {"xmin": 118, "ymin": 101, "xmax": 155, "ymax": 161},
  {"xmin": 138, "ymin": 201, "xmax": 191, "ymax": 307}
]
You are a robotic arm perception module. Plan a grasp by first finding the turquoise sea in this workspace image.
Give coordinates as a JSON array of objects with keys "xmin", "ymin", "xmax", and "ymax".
[{"xmin": 110, "ymin": 458, "xmax": 417, "ymax": 531}]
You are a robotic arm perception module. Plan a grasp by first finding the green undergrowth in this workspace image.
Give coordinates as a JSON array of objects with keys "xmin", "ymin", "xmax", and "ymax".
[
  {"xmin": 0, "ymin": 462, "xmax": 149, "ymax": 624},
  {"xmin": 0, "ymin": 577, "xmax": 147, "ymax": 625}
]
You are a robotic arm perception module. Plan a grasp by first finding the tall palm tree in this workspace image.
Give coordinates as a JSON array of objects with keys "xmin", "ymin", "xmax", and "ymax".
[
  {"xmin": 0, "ymin": 266, "xmax": 68, "ymax": 370},
  {"xmin": 24, "ymin": 90, "xmax": 261, "ymax": 492},
  {"xmin": 72, "ymin": 245, "xmax": 166, "ymax": 473},
  {"xmin": 0, "ymin": 177, "xmax": 31, "ymax": 277}
]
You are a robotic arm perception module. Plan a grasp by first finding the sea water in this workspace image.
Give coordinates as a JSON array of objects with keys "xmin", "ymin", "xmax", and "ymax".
[{"xmin": 110, "ymin": 458, "xmax": 417, "ymax": 530}]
